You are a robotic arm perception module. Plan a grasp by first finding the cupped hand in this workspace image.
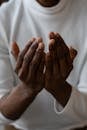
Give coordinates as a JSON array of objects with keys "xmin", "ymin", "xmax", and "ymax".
[
  {"xmin": 45, "ymin": 32, "xmax": 77, "ymax": 92},
  {"xmin": 11, "ymin": 38, "xmax": 45, "ymax": 94}
]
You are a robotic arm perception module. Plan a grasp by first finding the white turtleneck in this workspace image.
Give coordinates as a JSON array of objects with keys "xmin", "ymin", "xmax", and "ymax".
[{"xmin": 0, "ymin": 0, "xmax": 87, "ymax": 130}]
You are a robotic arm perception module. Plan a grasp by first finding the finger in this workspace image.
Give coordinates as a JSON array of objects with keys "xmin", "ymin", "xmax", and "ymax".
[
  {"xmin": 49, "ymin": 33, "xmax": 73, "ymax": 79},
  {"xmin": 59, "ymin": 56, "xmax": 69, "ymax": 78},
  {"xmin": 49, "ymin": 39, "xmax": 58, "ymax": 63},
  {"xmin": 36, "ymin": 37, "xmax": 43, "ymax": 43},
  {"xmin": 48, "ymin": 38, "xmax": 57, "ymax": 79},
  {"xmin": 38, "ymin": 52, "xmax": 45, "ymax": 73},
  {"xmin": 69, "ymin": 47, "xmax": 77, "ymax": 62},
  {"xmin": 49, "ymin": 33, "xmax": 76, "ymax": 79},
  {"xmin": 11, "ymin": 42, "xmax": 20, "ymax": 60},
  {"xmin": 23, "ymin": 40, "xmax": 39, "ymax": 64},
  {"xmin": 37, "ymin": 52, "xmax": 45, "ymax": 87},
  {"xmin": 30, "ymin": 42, "xmax": 44, "ymax": 74},
  {"xmin": 49, "ymin": 32, "xmax": 65, "ymax": 46},
  {"xmin": 54, "ymin": 33, "xmax": 76, "ymax": 66},
  {"xmin": 55, "ymin": 33, "xmax": 70, "ymax": 58},
  {"xmin": 15, "ymin": 38, "xmax": 35, "ymax": 74},
  {"xmin": 18, "ymin": 39, "xmax": 38, "ymax": 80},
  {"xmin": 58, "ymin": 47, "xmax": 73, "ymax": 80},
  {"xmin": 27, "ymin": 43, "xmax": 44, "ymax": 81},
  {"xmin": 18, "ymin": 38, "xmax": 43, "ymax": 81},
  {"xmin": 54, "ymin": 32, "xmax": 65, "ymax": 45},
  {"xmin": 59, "ymin": 49, "xmax": 74, "ymax": 79},
  {"xmin": 49, "ymin": 39, "xmax": 55, "ymax": 52},
  {"xmin": 49, "ymin": 32, "xmax": 68, "ymax": 59},
  {"xmin": 45, "ymin": 52, "xmax": 53, "ymax": 79},
  {"xmin": 65, "ymin": 47, "xmax": 77, "ymax": 69},
  {"xmin": 53, "ymin": 56, "xmax": 60, "ymax": 78},
  {"xmin": 49, "ymin": 32, "xmax": 55, "ymax": 39},
  {"xmin": 49, "ymin": 42, "xmax": 60, "ymax": 78},
  {"xmin": 57, "ymin": 43, "xmax": 72, "ymax": 79}
]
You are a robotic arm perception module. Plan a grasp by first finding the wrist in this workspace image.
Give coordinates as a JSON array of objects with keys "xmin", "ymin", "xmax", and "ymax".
[
  {"xmin": 46, "ymin": 81, "xmax": 72, "ymax": 107},
  {"xmin": 19, "ymin": 83, "xmax": 38, "ymax": 99},
  {"xmin": 0, "ymin": 83, "xmax": 38, "ymax": 120},
  {"xmin": 58, "ymin": 81, "xmax": 72, "ymax": 107}
]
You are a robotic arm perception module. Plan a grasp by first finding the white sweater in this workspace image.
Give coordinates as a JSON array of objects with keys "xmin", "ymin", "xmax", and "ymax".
[{"xmin": 0, "ymin": 0, "xmax": 87, "ymax": 130}]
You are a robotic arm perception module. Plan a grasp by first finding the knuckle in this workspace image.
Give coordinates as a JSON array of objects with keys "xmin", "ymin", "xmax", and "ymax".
[
  {"xmin": 30, "ymin": 61, "xmax": 37, "ymax": 69},
  {"xmin": 24, "ymin": 55, "xmax": 29, "ymax": 63},
  {"xmin": 24, "ymin": 54, "xmax": 32, "ymax": 64},
  {"xmin": 36, "ymin": 50, "xmax": 42, "ymax": 58},
  {"xmin": 31, "ymin": 41, "xmax": 38, "ymax": 50},
  {"xmin": 27, "ymin": 40, "xmax": 32, "ymax": 47}
]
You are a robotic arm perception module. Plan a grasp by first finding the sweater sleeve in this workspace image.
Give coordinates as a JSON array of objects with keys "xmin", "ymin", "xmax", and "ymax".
[
  {"xmin": 0, "ymin": 3, "xmax": 15, "ymax": 124},
  {"xmin": 54, "ymin": 55, "xmax": 87, "ymax": 126}
]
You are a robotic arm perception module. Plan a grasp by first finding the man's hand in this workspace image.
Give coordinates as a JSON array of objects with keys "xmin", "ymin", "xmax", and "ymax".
[
  {"xmin": 0, "ymin": 38, "xmax": 45, "ymax": 121},
  {"xmin": 11, "ymin": 34, "xmax": 77, "ymax": 107},
  {"xmin": 49, "ymin": 32, "xmax": 77, "ymax": 79},
  {"xmin": 11, "ymin": 38, "xmax": 45, "ymax": 94},
  {"xmin": 45, "ymin": 32, "xmax": 77, "ymax": 106}
]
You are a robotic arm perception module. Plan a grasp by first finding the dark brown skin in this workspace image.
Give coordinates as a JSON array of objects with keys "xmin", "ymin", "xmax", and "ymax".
[
  {"xmin": 37, "ymin": 0, "xmax": 60, "ymax": 7},
  {"xmin": 0, "ymin": 33, "xmax": 77, "ymax": 120},
  {"xmin": 0, "ymin": 30, "xmax": 77, "ymax": 120},
  {"xmin": 45, "ymin": 32, "xmax": 77, "ymax": 106},
  {"xmin": 12, "ymin": 33, "xmax": 77, "ymax": 107},
  {"xmin": 0, "ymin": 38, "xmax": 45, "ymax": 120},
  {"xmin": 0, "ymin": 0, "xmax": 77, "ymax": 120}
]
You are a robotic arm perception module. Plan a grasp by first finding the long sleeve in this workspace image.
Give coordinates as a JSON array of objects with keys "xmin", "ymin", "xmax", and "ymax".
[
  {"xmin": 54, "ymin": 52, "xmax": 87, "ymax": 128},
  {"xmin": 0, "ymin": 3, "xmax": 15, "ymax": 124}
]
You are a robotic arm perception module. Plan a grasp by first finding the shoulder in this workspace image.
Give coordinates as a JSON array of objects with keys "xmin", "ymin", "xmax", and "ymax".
[
  {"xmin": 0, "ymin": 0, "xmax": 24, "ymax": 18},
  {"xmin": 69, "ymin": 0, "xmax": 87, "ymax": 28},
  {"xmin": 0, "ymin": 0, "xmax": 23, "ymax": 50},
  {"xmin": 71, "ymin": 0, "xmax": 87, "ymax": 14},
  {"xmin": 0, "ymin": 0, "xmax": 25, "ymax": 27},
  {"xmin": 0, "ymin": 0, "xmax": 24, "ymax": 47}
]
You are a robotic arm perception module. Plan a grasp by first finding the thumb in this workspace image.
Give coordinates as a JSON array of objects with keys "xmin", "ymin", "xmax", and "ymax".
[
  {"xmin": 69, "ymin": 47, "xmax": 77, "ymax": 62},
  {"xmin": 11, "ymin": 42, "xmax": 20, "ymax": 60}
]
